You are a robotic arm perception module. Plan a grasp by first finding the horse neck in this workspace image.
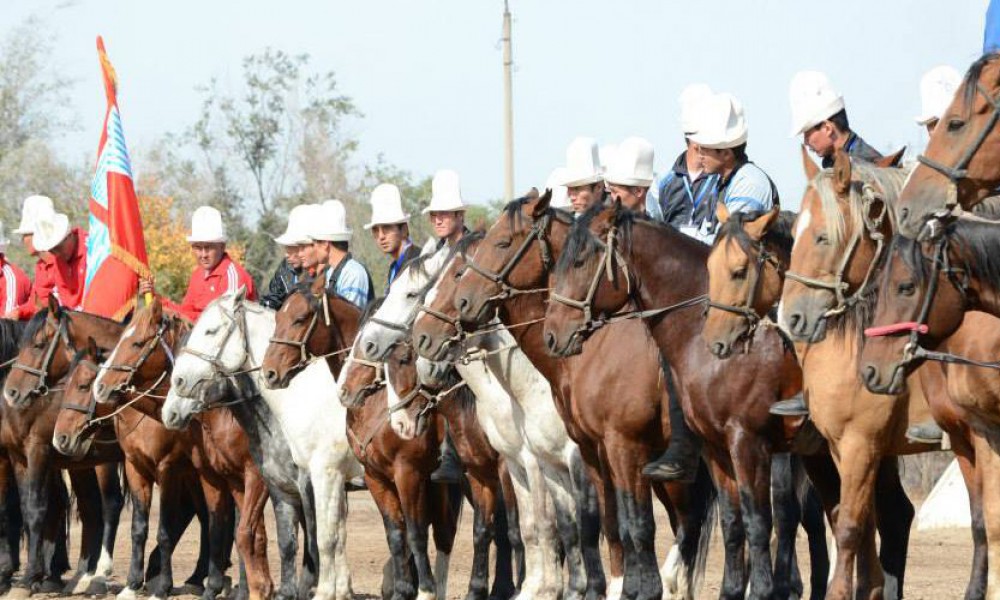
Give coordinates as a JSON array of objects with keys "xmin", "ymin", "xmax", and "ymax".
[
  {"xmin": 69, "ymin": 312, "xmax": 124, "ymax": 350},
  {"xmin": 953, "ymin": 219, "xmax": 1000, "ymax": 316},
  {"xmin": 243, "ymin": 305, "xmax": 275, "ymax": 373}
]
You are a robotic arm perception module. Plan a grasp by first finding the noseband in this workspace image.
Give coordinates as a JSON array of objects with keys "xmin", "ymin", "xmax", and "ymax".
[
  {"xmin": 706, "ymin": 241, "xmax": 783, "ymax": 336},
  {"xmin": 180, "ymin": 302, "xmax": 259, "ymax": 394},
  {"xmin": 784, "ymin": 182, "xmax": 888, "ymax": 318},
  {"xmin": 100, "ymin": 319, "xmax": 175, "ymax": 395},
  {"xmin": 12, "ymin": 313, "xmax": 72, "ymax": 398}
]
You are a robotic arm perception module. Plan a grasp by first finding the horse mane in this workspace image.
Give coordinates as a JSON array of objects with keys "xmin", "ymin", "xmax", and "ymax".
[
  {"xmin": 502, "ymin": 193, "xmax": 575, "ymax": 232},
  {"xmin": 0, "ymin": 319, "xmax": 26, "ymax": 379},
  {"xmin": 962, "ymin": 52, "xmax": 1000, "ymax": 117},
  {"xmin": 949, "ymin": 217, "xmax": 1000, "ymax": 293},
  {"xmin": 969, "ymin": 195, "xmax": 1000, "ymax": 220},
  {"xmin": 713, "ymin": 209, "xmax": 797, "ymax": 258},
  {"xmin": 810, "ymin": 159, "xmax": 909, "ymax": 247}
]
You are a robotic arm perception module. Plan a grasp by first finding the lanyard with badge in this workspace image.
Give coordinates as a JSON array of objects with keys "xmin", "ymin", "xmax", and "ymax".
[{"xmin": 680, "ymin": 175, "xmax": 717, "ymax": 242}]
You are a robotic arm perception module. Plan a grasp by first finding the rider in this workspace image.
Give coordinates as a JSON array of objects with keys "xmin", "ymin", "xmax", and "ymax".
[
  {"xmin": 261, "ymin": 204, "xmax": 312, "ymax": 310},
  {"xmin": 21, "ymin": 210, "xmax": 87, "ymax": 317},
  {"xmin": 0, "ymin": 220, "xmax": 32, "ymax": 317},
  {"xmin": 8, "ymin": 195, "xmax": 57, "ymax": 319},
  {"xmin": 141, "ymin": 206, "xmax": 257, "ymax": 322},
  {"xmin": 366, "ymin": 184, "xmax": 421, "ymax": 292},
  {"xmin": 559, "ymin": 137, "xmax": 608, "ymax": 215},
  {"xmin": 604, "ymin": 136, "xmax": 656, "ymax": 215},
  {"xmin": 545, "ymin": 167, "xmax": 572, "ymax": 210},
  {"xmin": 653, "ymin": 84, "xmax": 721, "ymax": 242},
  {"xmin": 789, "ymin": 70, "xmax": 883, "ymax": 168},
  {"xmin": 643, "ymin": 91, "xmax": 780, "ymax": 482},
  {"xmin": 308, "ymin": 200, "xmax": 374, "ymax": 309}
]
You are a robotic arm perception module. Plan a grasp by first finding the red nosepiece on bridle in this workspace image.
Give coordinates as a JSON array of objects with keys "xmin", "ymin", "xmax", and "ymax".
[{"xmin": 863, "ymin": 322, "xmax": 929, "ymax": 338}]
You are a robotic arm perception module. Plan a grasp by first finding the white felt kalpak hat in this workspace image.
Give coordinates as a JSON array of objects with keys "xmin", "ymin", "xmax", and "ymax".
[
  {"xmin": 916, "ymin": 65, "xmax": 962, "ymax": 125},
  {"xmin": 365, "ymin": 183, "xmax": 410, "ymax": 229},
  {"xmin": 310, "ymin": 200, "xmax": 353, "ymax": 242},
  {"xmin": 187, "ymin": 206, "xmax": 227, "ymax": 243},
  {"xmin": 688, "ymin": 93, "xmax": 748, "ymax": 150},
  {"xmin": 33, "ymin": 212, "xmax": 71, "ymax": 252},
  {"xmin": 422, "ymin": 169, "xmax": 467, "ymax": 214},
  {"xmin": 274, "ymin": 204, "xmax": 315, "ymax": 246},
  {"xmin": 545, "ymin": 167, "xmax": 571, "ymax": 209},
  {"xmin": 14, "ymin": 195, "xmax": 55, "ymax": 235},
  {"xmin": 604, "ymin": 137, "xmax": 655, "ymax": 187},
  {"xmin": 679, "ymin": 83, "xmax": 714, "ymax": 135},
  {"xmin": 788, "ymin": 70, "xmax": 846, "ymax": 136},
  {"xmin": 559, "ymin": 137, "xmax": 604, "ymax": 187}
]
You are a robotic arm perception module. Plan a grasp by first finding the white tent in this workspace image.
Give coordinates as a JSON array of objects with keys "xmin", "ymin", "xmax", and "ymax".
[{"xmin": 917, "ymin": 459, "xmax": 971, "ymax": 530}]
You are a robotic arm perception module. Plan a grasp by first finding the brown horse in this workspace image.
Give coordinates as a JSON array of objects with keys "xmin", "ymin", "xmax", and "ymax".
[
  {"xmin": 52, "ymin": 337, "xmax": 214, "ymax": 600},
  {"xmin": 895, "ymin": 53, "xmax": 1000, "ymax": 237},
  {"xmin": 704, "ymin": 163, "xmax": 990, "ymax": 599},
  {"xmin": 0, "ymin": 306, "xmax": 126, "ymax": 594},
  {"xmin": 447, "ymin": 196, "xmax": 763, "ymax": 600},
  {"xmin": 88, "ymin": 299, "xmax": 276, "ymax": 600},
  {"xmin": 264, "ymin": 278, "xmax": 523, "ymax": 600}
]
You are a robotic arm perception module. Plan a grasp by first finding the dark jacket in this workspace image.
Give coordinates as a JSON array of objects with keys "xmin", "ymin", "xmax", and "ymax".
[
  {"xmin": 260, "ymin": 258, "xmax": 300, "ymax": 310},
  {"xmin": 821, "ymin": 132, "xmax": 882, "ymax": 168},
  {"xmin": 657, "ymin": 151, "xmax": 721, "ymax": 231}
]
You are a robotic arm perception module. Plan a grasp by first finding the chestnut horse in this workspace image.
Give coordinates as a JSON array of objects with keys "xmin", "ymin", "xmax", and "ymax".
[
  {"xmin": 0, "ymin": 305, "xmax": 126, "ymax": 594},
  {"xmin": 264, "ymin": 279, "xmax": 522, "ymax": 600},
  {"xmin": 895, "ymin": 53, "xmax": 1000, "ymax": 237},
  {"xmin": 704, "ymin": 165, "xmax": 989, "ymax": 599},
  {"xmin": 52, "ymin": 338, "xmax": 214, "ymax": 600}
]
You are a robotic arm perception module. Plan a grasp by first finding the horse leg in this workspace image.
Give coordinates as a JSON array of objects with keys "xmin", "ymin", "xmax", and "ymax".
[
  {"xmin": 604, "ymin": 437, "xmax": 661, "ymax": 600},
  {"xmin": 431, "ymin": 481, "xmax": 464, "ymax": 600},
  {"xmin": 972, "ymin": 431, "xmax": 1000, "ymax": 600},
  {"xmin": 465, "ymin": 474, "xmax": 495, "ymax": 600},
  {"xmin": 64, "ymin": 468, "xmax": 103, "ymax": 593},
  {"xmin": 310, "ymin": 461, "xmax": 351, "ymax": 600},
  {"xmin": 567, "ymin": 449, "xmax": 605, "ymax": 600},
  {"xmin": 826, "ymin": 436, "xmax": 882, "ymax": 600},
  {"xmin": 952, "ymin": 430, "xmax": 987, "ymax": 600},
  {"xmin": 39, "ymin": 467, "xmax": 69, "ymax": 592},
  {"xmin": 771, "ymin": 453, "xmax": 802, "ymax": 600},
  {"xmin": 729, "ymin": 433, "xmax": 775, "ymax": 600},
  {"xmin": 872, "ymin": 457, "xmax": 913, "ymax": 600},
  {"xmin": 0, "ymin": 451, "xmax": 20, "ymax": 594},
  {"xmin": 793, "ymin": 461, "xmax": 830, "ymax": 600},
  {"xmin": 271, "ymin": 496, "xmax": 300, "ymax": 600},
  {"xmin": 499, "ymin": 461, "xmax": 525, "ymax": 592},
  {"xmin": 196, "ymin": 475, "xmax": 232, "ymax": 600},
  {"xmin": 539, "ymin": 462, "xmax": 586, "ymax": 600},
  {"xmin": 523, "ymin": 452, "xmax": 563, "ymax": 600},
  {"xmin": 96, "ymin": 462, "xmax": 124, "ymax": 579},
  {"xmin": 653, "ymin": 460, "xmax": 717, "ymax": 600},
  {"xmin": 297, "ymin": 473, "xmax": 320, "ymax": 600},
  {"xmin": 706, "ymin": 451, "xmax": 747, "ymax": 600},
  {"xmin": 395, "ymin": 461, "xmax": 437, "ymax": 600},
  {"xmin": 581, "ymin": 443, "xmax": 620, "ymax": 600},
  {"xmin": 504, "ymin": 458, "xmax": 543, "ymax": 600},
  {"xmin": 119, "ymin": 462, "xmax": 152, "ymax": 600},
  {"xmin": 17, "ymin": 447, "xmax": 54, "ymax": 590},
  {"xmin": 369, "ymin": 473, "xmax": 416, "ymax": 600},
  {"xmin": 231, "ymin": 473, "xmax": 274, "ymax": 600}
]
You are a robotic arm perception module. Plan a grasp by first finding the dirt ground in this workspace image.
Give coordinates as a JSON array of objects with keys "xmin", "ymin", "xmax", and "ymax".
[{"xmin": 19, "ymin": 489, "xmax": 973, "ymax": 600}]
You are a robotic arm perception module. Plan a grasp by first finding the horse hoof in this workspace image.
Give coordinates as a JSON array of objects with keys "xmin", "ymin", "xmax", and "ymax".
[
  {"xmin": 116, "ymin": 588, "xmax": 138, "ymax": 600},
  {"xmin": 416, "ymin": 591, "xmax": 436, "ymax": 600},
  {"xmin": 3, "ymin": 587, "xmax": 30, "ymax": 600},
  {"xmin": 35, "ymin": 579, "xmax": 63, "ymax": 594},
  {"xmin": 180, "ymin": 583, "xmax": 206, "ymax": 596},
  {"xmin": 84, "ymin": 576, "xmax": 109, "ymax": 596}
]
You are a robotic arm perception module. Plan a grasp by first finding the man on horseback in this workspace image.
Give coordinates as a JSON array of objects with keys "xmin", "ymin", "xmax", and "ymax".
[
  {"xmin": 604, "ymin": 136, "xmax": 657, "ymax": 216},
  {"xmin": 789, "ymin": 70, "xmax": 882, "ymax": 168},
  {"xmin": 20, "ymin": 209, "xmax": 87, "ymax": 318},
  {"xmin": 366, "ymin": 183, "xmax": 421, "ymax": 292},
  {"xmin": 140, "ymin": 206, "xmax": 257, "ymax": 322},
  {"xmin": 8, "ymin": 195, "xmax": 57, "ymax": 319},
  {"xmin": 651, "ymin": 84, "xmax": 721, "ymax": 241},
  {"xmin": 915, "ymin": 65, "xmax": 962, "ymax": 135},
  {"xmin": 305, "ymin": 200, "xmax": 374, "ymax": 309},
  {"xmin": 0, "ymin": 221, "xmax": 31, "ymax": 318},
  {"xmin": 261, "ymin": 204, "xmax": 311, "ymax": 310},
  {"xmin": 559, "ymin": 137, "xmax": 607, "ymax": 215},
  {"xmin": 644, "ymin": 91, "xmax": 781, "ymax": 482}
]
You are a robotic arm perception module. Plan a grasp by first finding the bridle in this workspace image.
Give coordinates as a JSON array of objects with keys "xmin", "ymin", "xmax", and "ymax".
[
  {"xmin": 60, "ymin": 358, "xmax": 104, "ymax": 423},
  {"xmin": 548, "ymin": 223, "xmax": 707, "ymax": 352},
  {"xmin": 706, "ymin": 240, "xmax": 783, "ymax": 336},
  {"xmin": 12, "ymin": 312, "xmax": 73, "ymax": 398},
  {"xmin": 462, "ymin": 211, "xmax": 555, "ymax": 303},
  {"xmin": 99, "ymin": 318, "xmax": 175, "ymax": 396},
  {"xmin": 917, "ymin": 80, "xmax": 1000, "ymax": 195},
  {"xmin": 784, "ymin": 180, "xmax": 888, "ymax": 318},
  {"xmin": 178, "ymin": 301, "xmax": 260, "ymax": 399},
  {"xmin": 268, "ymin": 290, "xmax": 324, "ymax": 372}
]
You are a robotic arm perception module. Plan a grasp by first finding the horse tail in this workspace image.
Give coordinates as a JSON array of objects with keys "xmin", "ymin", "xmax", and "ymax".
[
  {"xmin": 688, "ymin": 459, "xmax": 718, "ymax": 597},
  {"xmin": 430, "ymin": 480, "xmax": 464, "ymax": 555}
]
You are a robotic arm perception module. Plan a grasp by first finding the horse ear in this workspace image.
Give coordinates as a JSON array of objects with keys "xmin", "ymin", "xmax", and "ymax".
[
  {"xmin": 801, "ymin": 145, "xmax": 819, "ymax": 181},
  {"xmin": 716, "ymin": 200, "xmax": 731, "ymax": 225},
  {"xmin": 311, "ymin": 271, "xmax": 327, "ymax": 293},
  {"xmin": 532, "ymin": 188, "xmax": 552, "ymax": 218},
  {"xmin": 875, "ymin": 147, "xmax": 906, "ymax": 168},
  {"xmin": 149, "ymin": 295, "xmax": 163, "ymax": 322},
  {"xmin": 234, "ymin": 285, "xmax": 247, "ymax": 304},
  {"xmin": 833, "ymin": 150, "xmax": 852, "ymax": 197},
  {"xmin": 744, "ymin": 207, "xmax": 780, "ymax": 241},
  {"xmin": 86, "ymin": 336, "xmax": 98, "ymax": 358},
  {"xmin": 47, "ymin": 295, "xmax": 60, "ymax": 317},
  {"xmin": 524, "ymin": 187, "xmax": 540, "ymax": 200}
]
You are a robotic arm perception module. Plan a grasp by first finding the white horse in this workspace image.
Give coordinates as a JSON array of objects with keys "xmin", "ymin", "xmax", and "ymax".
[
  {"xmin": 354, "ymin": 247, "xmax": 601, "ymax": 600},
  {"xmin": 159, "ymin": 290, "xmax": 363, "ymax": 600}
]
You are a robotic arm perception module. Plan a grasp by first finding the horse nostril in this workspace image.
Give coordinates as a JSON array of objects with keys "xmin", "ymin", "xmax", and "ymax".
[
  {"xmin": 94, "ymin": 382, "xmax": 105, "ymax": 397},
  {"xmin": 417, "ymin": 334, "xmax": 431, "ymax": 353},
  {"xmin": 5, "ymin": 388, "xmax": 18, "ymax": 402},
  {"xmin": 862, "ymin": 364, "xmax": 879, "ymax": 388},
  {"xmin": 174, "ymin": 376, "xmax": 185, "ymax": 391},
  {"xmin": 264, "ymin": 370, "xmax": 277, "ymax": 385},
  {"xmin": 544, "ymin": 332, "xmax": 557, "ymax": 353},
  {"xmin": 899, "ymin": 207, "xmax": 910, "ymax": 224},
  {"xmin": 55, "ymin": 434, "xmax": 68, "ymax": 449},
  {"xmin": 457, "ymin": 297, "xmax": 471, "ymax": 318},
  {"xmin": 788, "ymin": 313, "xmax": 803, "ymax": 334},
  {"xmin": 364, "ymin": 341, "xmax": 380, "ymax": 359},
  {"xmin": 711, "ymin": 342, "xmax": 726, "ymax": 357}
]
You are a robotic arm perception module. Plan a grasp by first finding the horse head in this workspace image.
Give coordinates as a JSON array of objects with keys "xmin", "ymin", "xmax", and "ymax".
[
  {"xmin": 52, "ymin": 337, "xmax": 106, "ymax": 458},
  {"xmin": 704, "ymin": 203, "xmax": 787, "ymax": 358},
  {"xmin": 412, "ymin": 236, "xmax": 483, "ymax": 362},
  {"xmin": 898, "ymin": 53, "xmax": 1000, "ymax": 237}
]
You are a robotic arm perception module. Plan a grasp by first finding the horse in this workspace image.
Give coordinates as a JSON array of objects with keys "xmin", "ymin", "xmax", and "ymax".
[
  {"xmin": 263, "ymin": 278, "xmax": 523, "ymax": 600},
  {"xmin": 895, "ymin": 53, "xmax": 1000, "ymax": 237},
  {"xmin": 776, "ymin": 149, "xmax": 990, "ymax": 599},
  {"xmin": 356, "ymin": 242, "xmax": 629, "ymax": 600},
  {"xmin": 857, "ymin": 212, "xmax": 1000, "ymax": 599},
  {"xmin": 703, "ymin": 151, "xmax": 992, "ymax": 599},
  {"xmin": 52, "ymin": 337, "xmax": 216, "ymax": 600},
  {"xmin": 0, "ymin": 303, "xmax": 127, "ymax": 594},
  {"xmin": 161, "ymin": 289, "xmax": 363, "ymax": 600}
]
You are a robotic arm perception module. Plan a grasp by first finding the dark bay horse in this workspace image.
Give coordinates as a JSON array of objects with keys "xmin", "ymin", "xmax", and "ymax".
[
  {"xmin": 52, "ymin": 338, "xmax": 214, "ymax": 600},
  {"xmin": 263, "ymin": 279, "xmax": 522, "ymax": 600},
  {"xmin": 0, "ymin": 305, "xmax": 125, "ymax": 594},
  {"xmin": 895, "ymin": 53, "xmax": 1000, "ymax": 237},
  {"xmin": 88, "ymin": 300, "xmax": 278, "ymax": 600},
  {"xmin": 445, "ymin": 195, "xmax": 750, "ymax": 599}
]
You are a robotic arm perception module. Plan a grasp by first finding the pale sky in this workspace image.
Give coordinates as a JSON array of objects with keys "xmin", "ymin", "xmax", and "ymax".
[{"xmin": 3, "ymin": 0, "xmax": 991, "ymax": 210}]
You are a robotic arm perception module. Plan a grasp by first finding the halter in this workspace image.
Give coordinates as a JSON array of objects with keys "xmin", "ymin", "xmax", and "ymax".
[
  {"xmin": 706, "ymin": 241, "xmax": 783, "ymax": 336},
  {"xmin": 268, "ymin": 293, "xmax": 322, "ymax": 370},
  {"xmin": 100, "ymin": 318, "xmax": 175, "ymax": 396},
  {"xmin": 342, "ymin": 352, "xmax": 387, "ymax": 403},
  {"xmin": 60, "ymin": 359, "xmax": 104, "ymax": 422},
  {"xmin": 784, "ymin": 181, "xmax": 888, "ymax": 318},
  {"xmin": 462, "ymin": 212, "xmax": 554, "ymax": 303},
  {"xmin": 12, "ymin": 313, "xmax": 72, "ymax": 399},
  {"xmin": 548, "ymin": 224, "xmax": 707, "ymax": 352},
  {"xmin": 179, "ymin": 301, "xmax": 260, "ymax": 394},
  {"xmin": 917, "ymin": 81, "xmax": 1000, "ymax": 199}
]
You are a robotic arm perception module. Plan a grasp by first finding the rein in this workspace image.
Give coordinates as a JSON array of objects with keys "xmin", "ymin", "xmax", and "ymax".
[
  {"xmin": 100, "ymin": 318, "xmax": 175, "ymax": 398},
  {"xmin": 784, "ymin": 180, "xmax": 888, "ymax": 318}
]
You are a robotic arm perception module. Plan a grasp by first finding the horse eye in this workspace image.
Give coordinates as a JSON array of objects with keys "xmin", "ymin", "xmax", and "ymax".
[
  {"xmin": 897, "ymin": 281, "xmax": 916, "ymax": 296},
  {"xmin": 205, "ymin": 327, "xmax": 220, "ymax": 336},
  {"xmin": 495, "ymin": 238, "xmax": 512, "ymax": 249},
  {"xmin": 731, "ymin": 267, "xmax": 748, "ymax": 280},
  {"xmin": 815, "ymin": 233, "xmax": 830, "ymax": 246},
  {"xmin": 78, "ymin": 383, "xmax": 89, "ymax": 391},
  {"xmin": 132, "ymin": 340, "xmax": 144, "ymax": 348},
  {"xmin": 293, "ymin": 316, "xmax": 306, "ymax": 325},
  {"xmin": 947, "ymin": 119, "xmax": 965, "ymax": 133},
  {"xmin": 405, "ymin": 292, "xmax": 418, "ymax": 300}
]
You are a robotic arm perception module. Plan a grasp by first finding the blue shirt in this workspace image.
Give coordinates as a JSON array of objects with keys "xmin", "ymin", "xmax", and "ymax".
[
  {"xmin": 719, "ymin": 162, "xmax": 778, "ymax": 215},
  {"xmin": 325, "ymin": 258, "xmax": 372, "ymax": 309}
]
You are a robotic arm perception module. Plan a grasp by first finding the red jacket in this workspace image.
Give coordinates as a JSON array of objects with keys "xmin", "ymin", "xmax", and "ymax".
[
  {"xmin": 164, "ymin": 253, "xmax": 257, "ymax": 322},
  {"xmin": 16, "ymin": 228, "xmax": 87, "ymax": 319},
  {"xmin": 0, "ymin": 256, "xmax": 31, "ymax": 317}
]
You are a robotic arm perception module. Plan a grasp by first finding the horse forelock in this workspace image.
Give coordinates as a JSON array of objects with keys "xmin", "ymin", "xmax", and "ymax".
[
  {"xmin": 962, "ymin": 52, "xmax": 1000, "ymax": 118},
  {"xmin": 950, "ymin": 217, "xmax": 1000, "ymax": 293},
  {"xmin": 810, "ymin": 160, "xmax": 908, "ymax": 248}
]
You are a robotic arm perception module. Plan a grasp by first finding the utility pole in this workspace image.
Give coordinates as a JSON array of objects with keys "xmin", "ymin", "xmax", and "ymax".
[{"xmin": 502, "ymin": 0, "xmax": 514, "ymax": 202}]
